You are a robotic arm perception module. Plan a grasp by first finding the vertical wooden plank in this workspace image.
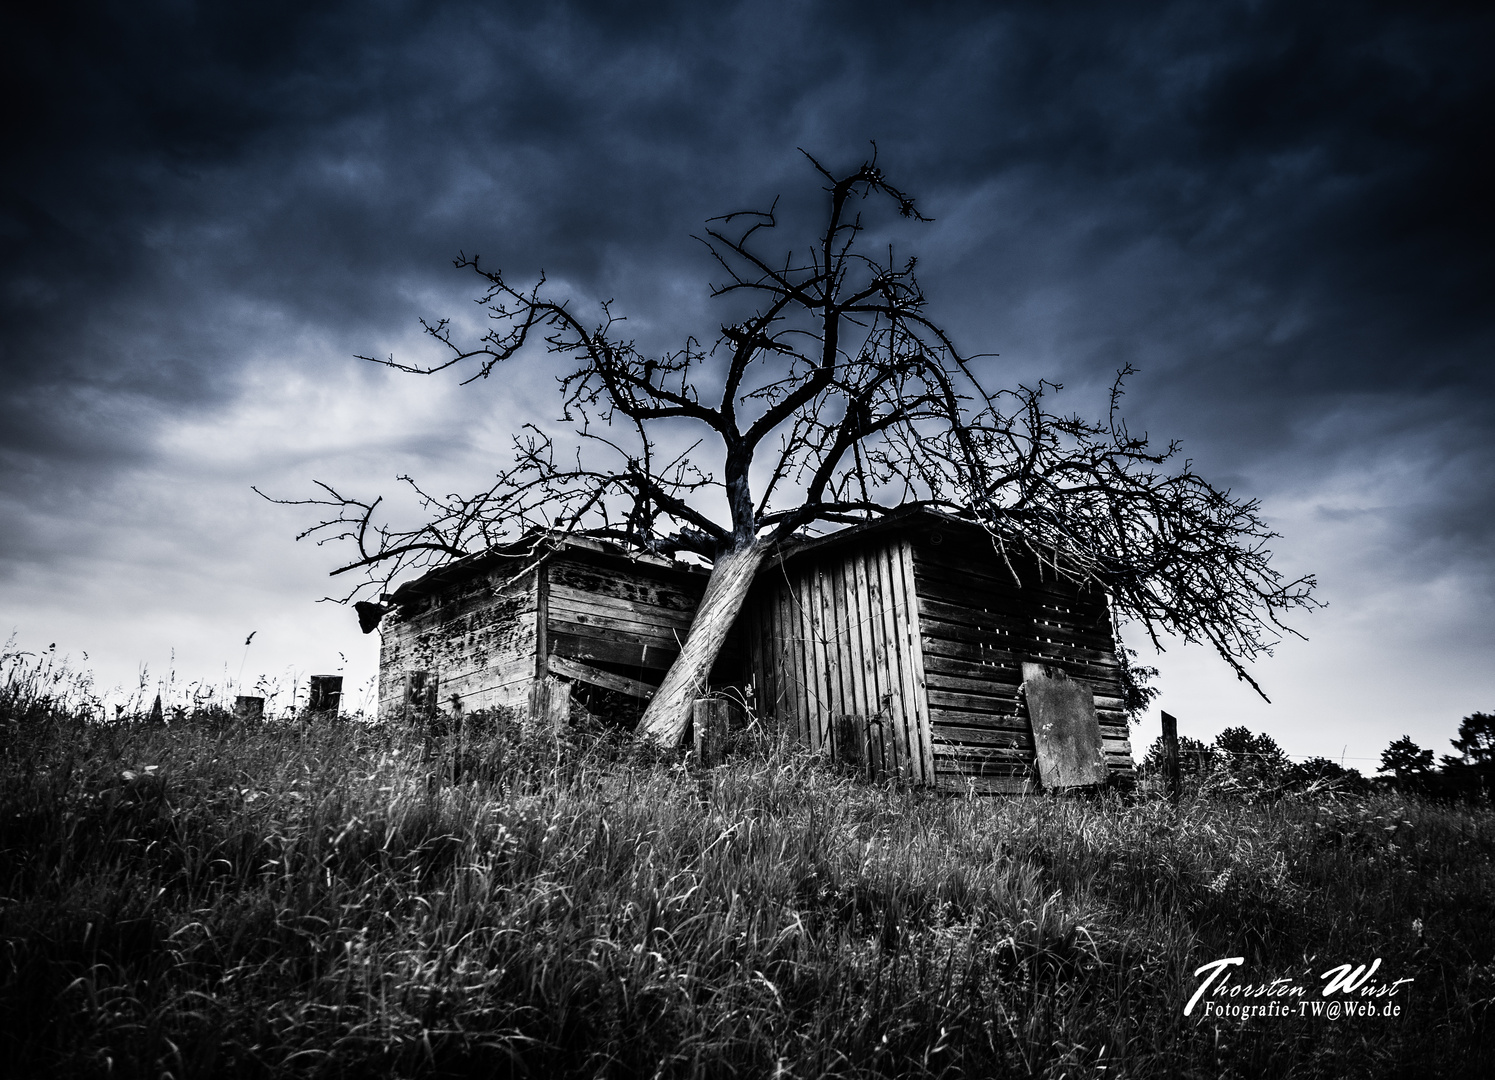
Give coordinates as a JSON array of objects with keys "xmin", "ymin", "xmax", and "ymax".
[
  {"xmin": 744, "ymin": 590, "xmax": 763, "ymax": 724},
  {"xmin": 835, "ymin": 553, "xmax": 866, "ymax": 724},
  {"xmin": 879, "ymin": 541, "xmax": 914, "ymax": 777},
  {"xmin": 770, "ymin": 577, "xmax": 791, "ymax": 738},
  {"xmin": 828, "ymin": 558, "xmax": 851, "ymax": 724},
  {"xmin": 862, "ymin": 548, "xmax": 891, "ymax": 711},
  {"xmin": 534, "ymin": 561, "xmax": 550, "ymax": 682},
  {"xmin": 765, "ymin": 585, "xmax": 783, "ymax": 734},
  {"xmin": 775, "ymin": 578, "xmax": 792, "ymax": 742},
  {"xmin": 820, "ymin": 562, "xmax": 840, "ymax": 751},
  {"xmin": 527, "ymin": 674, "xmax": 570, "ymax": 734},
  {"xmin": 823, "ymin": 562, "xmax": 844, "ymax": 748},
  {"xmin": 745, "ymin": 587, "xmax": 766, "ymax": 728},
  {"xmin": 694, "ymin": 698, "xmax": 729, "ymax": 767},
  {"xmin": 851, "ymin": 550, "xmax": 882, "ymax": 761},
  {"xmin": 803, "ymin": 565, "xmax": 827, "ymax": 751},
  {"xmin": 897, "ymin": 538, "xmax": 936, "ymax": 785},
  {"xmin": 840, "ymin": 552, "xmax": 864, "ymax": 721},
  {"xmin": 791, "ymin": 574, "xmax": 812, "ymax": 746},
  {"xmin": 1161, "ymin": 709, "xmax": 1181, "ymax": 802},
  {"xmin": 808, "ymin": 565, "xmax": 827, "ymax": 739},
  {"xmin": 827, "ymin": 557, "xmax": 849, "ymax": 724},
  {"xmin": 768, "ymin": 579, "xmax": 788, "ymax": 738},
  {"xmin": 875, "ymin": 541, "xmax": 915, "ymax": 780}
]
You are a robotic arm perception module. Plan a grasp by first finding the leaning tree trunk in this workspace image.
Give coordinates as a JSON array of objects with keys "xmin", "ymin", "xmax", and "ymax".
[{"xmin": 636, "ymin": 537, "xmax": 770, "ymax": 746}]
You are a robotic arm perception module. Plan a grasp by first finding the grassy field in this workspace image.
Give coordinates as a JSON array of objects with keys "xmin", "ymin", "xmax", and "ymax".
[{"xmin": 2, "ymin": 652, "xmax": 1493, "ymax": 1077}]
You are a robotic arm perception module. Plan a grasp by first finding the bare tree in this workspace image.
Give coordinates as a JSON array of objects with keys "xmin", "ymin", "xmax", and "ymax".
[{"xmin": 267, "ymin": 152, "xmax": 1318, "ymax": 745}]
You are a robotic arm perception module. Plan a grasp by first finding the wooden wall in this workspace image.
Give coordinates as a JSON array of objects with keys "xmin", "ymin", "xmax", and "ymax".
[
  {"xmin": 742, "ymin": 522, "xmax": 1135, "ymax": 792},
  {"xmin": 912, "ymin": 530, "xmax": 1134, "ymax": 792},
  {"xmin": 741, "ymin": 536, "xmax": 936, "ymax": 785},
  {"xmin": 544, "ymin": 554, "xmax": 713, "ymax": 677},
  {"xmin": 377, "ymin": 563, "xmax": 540, "ymax": 719},
  {"xmin": 378, "ymin": 546, "xmax": 740, "ymax": 724},
  {"xmin": 375, "ymin": 525, "xmax": 1135, "ymax": 789}
]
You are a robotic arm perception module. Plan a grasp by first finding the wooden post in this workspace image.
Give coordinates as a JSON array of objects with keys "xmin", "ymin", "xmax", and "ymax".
[
  {"xmin": 693, "ymin": 698, "xmax": 730, "ymax": 768},
  {"xmin": 866, "ymin": 714, "xmax": 889, "ymax": 782},
  {"xmin": 1161, "ymin": 710, "xmax": 1181, "ymax": 802},
  {"xmin": 833, "ymin": 714, "xmax": 865, "ymax": 775},
  {"xmin": 529, "ymin": 675, "xmax": 572, "ymax": 735},
  {"xmin": 234, "ymin": 696, "xmax": 264, "ymax": 722},
  {"xmin": 404, "ymin": 671, "xmax": 438, "ymax": 728},
  {"xmin": 308, "ymin": 675, "xmax": 343, "ymax": 718}
]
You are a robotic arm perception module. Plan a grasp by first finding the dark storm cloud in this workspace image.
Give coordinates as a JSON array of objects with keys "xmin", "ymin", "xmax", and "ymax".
[{"xmin": 2, "ymin": 0, "xmax": 1491, "ymax": 548}]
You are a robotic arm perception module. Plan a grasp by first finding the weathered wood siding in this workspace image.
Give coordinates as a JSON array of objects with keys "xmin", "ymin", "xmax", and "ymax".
[
  {"xmin": 913, "ymin": 531, "xmax": 1134, "ymax": 792},
  {"xmin": 378, "ymin": 547, "xmax": 742, "ymax": 724},
  {"xmin": 377, "ymin": 564, "xmax": 540, "ymax": 719},
  {"xmin": 543, "ymin": 552, "xmax": 742, "ymax": 688},
  {"xmin": 742, "ymin": 537, "xmax": 936, "ymax": 784}
]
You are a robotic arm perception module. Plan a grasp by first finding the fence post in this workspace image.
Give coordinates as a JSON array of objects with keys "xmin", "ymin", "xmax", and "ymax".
[
  {"xmin": 693, "ymin": 698, "xmax": 730, "ymax": 767},
  {"xmin": 1161, "ymin": 710, "xmax": 1181, "ymax": 802},
  {"xmin": 308, "ymin": 675, "xmax": 343, "ymax": 718},
  {"xmin": 529, "ymin": 675, "xmax": 572, "ymax": 736},
  {"xmin": 833, "ymin": 714, "xmax": 865, "ymax": 775},
  {"xmin": 865, "ymin": 714, "xmax": 890, "ymax": 781}
]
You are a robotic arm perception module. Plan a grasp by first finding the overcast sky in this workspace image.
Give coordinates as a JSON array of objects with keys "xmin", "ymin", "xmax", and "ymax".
[{"xmin": 3, "ymin": 1, "xmax": 1491, "ymax": 767}]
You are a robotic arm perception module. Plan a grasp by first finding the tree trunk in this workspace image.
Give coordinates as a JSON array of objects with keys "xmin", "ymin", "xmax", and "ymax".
[{"xmin": 636, "ymin": 537, "xmax": 769, "ymax": 746}]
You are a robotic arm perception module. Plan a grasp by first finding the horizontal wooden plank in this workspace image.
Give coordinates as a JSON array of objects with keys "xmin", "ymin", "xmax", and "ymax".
[
  {"xmin": 915, "ymin": 587, "xmax": 1108, "ymax": 634},
  {"xmin": 923, "ymin": 670, "xmax": 1022, "ymax": 697},
  {"xmin": 549, "ymin": 630, "xmax": 676, "ymax": 671},
  {"xmin": 923, "ymin": 653, "xmax": 1023, "ymax": 680},
  {"xmin": 914, "ymin": 540, "xmax": 1103, "ymax": 597},
  {"xmin": 915, "ymin": 581, "xmax": 1102, "ymax": 626},
  {"xmin": 919, "ymin": 626, "xmax": 1120, "ymax": 672},
  {"xmin": 930, "ymin": 724, "xmax": 1034, "ymax": 748},
  {"xmin": 929, "ymin": 707, "xmax": 1030, "ymax": 731},
  {"xmin": 549, "ymin": 632, "xmax": 740, "ymax": 686},
  {"xmin": 549, "ymin": 583, "xmax": 697, "ymax": 626},
  {"xmin": 920, "ymin": 634, "xmax": 1123, "ymax": 683},
  {"xmin": 933, "ymin": 771, "xmax": 1036, "ymax": 795},
  {"xmin": 429, "ymin": 653, "xmax": 533, "ymax": 690},
  {"xmin": 546, "ymin": 655, "xmax": 658, "ymax": 699},
  {"xmin": 548, "ymin": 596, "xmax": 693, "ymax": 646},
  {"xmin": 930, "ymin": 719, "xmax": 1124, "ymax": 750},
  {"xmin": 547, "ymin": 559, "xmax": 703, "ymax": 610},
  {"xmin": 914, "ymin": 559, "xmax": 1107, "ymax": 612},
  {"xmin": 934, "ymin": 742, "xmax": 1032, "ymax": 763},
  {"xmin": 401, "ymin": 598, "xmax": 538, "ymax": 635},
  {"xmin": 917, "ymin": 597, "xmax": 1116, "ymax": 652},
  {"xmin": 928, "ymin": 688, "xmax": 1029, "ymax": 713}
]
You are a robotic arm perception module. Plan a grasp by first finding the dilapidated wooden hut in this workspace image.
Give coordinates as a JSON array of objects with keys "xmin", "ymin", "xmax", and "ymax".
[
  {"xmin": 376, "ymin": 512, "xmax": 1135, "ymax": 791},
  {"xmin": 376, "ymin": 534, "xmax": 740, "ymax": 725},
  {"xmin": 738, "ymin": 510, "xmax": 1135, "ymax": 792}
]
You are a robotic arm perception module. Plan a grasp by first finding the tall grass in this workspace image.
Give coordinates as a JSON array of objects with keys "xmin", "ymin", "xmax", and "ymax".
[{"xmin": 1, "ymin": 655, "xmax": 1492, "ymax": 1077}]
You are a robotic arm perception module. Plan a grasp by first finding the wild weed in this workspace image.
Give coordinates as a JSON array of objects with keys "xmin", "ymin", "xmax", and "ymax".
[{"xmin": 1, "ymin": 659, "xmax": 1491, "ymax": 1077}]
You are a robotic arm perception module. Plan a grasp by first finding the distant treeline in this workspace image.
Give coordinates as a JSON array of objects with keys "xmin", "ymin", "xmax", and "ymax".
[{"xmin": 1140, "ymin": 714, "xmax": 1495, "ymax": 802}]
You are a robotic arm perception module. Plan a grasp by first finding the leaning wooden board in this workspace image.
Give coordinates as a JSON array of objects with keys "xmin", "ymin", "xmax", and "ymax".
[{"xmin": 1022, "ymin": 661, "xmax": 1108, "ymax": 789}]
